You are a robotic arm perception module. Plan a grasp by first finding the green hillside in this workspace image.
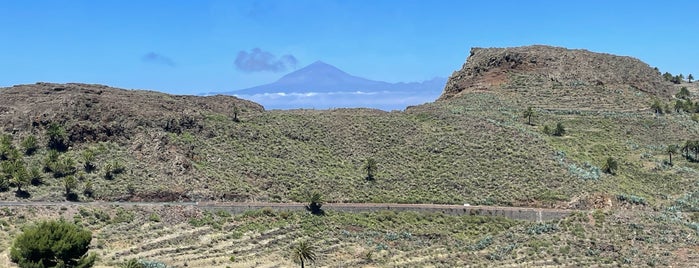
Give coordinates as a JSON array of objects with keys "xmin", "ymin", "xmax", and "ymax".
[{"xmin": 2, "ymin": 45, "xmax": 699, "ymax": 267}]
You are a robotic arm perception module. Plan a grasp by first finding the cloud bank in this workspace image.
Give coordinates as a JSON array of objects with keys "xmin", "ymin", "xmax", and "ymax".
[
  {"xmin": 234, "ymin": 48, "xmax": 297, "ymax": 72},
  {"xmin": 141, "ymin": 52, "xmax": 176, "ymax": 67},
  {"xmin": 233, "ymin": 90, "xmax": 441, "ymax": 111}
]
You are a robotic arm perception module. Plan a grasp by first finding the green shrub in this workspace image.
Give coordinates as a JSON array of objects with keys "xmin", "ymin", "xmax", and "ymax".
[
  {"xmin": 470, "ymin": 235, "xmax": 493, "ymax": 251},
  {"xmin": 113, "ymin": 208, "xmax": 136, "ymax": 224},
  {"xmin": 20, "ymin": 135, "xmax": 38, "ymax": 155},
  {"xmin": 603, "ymin": 157, "xmax": 618, "ymax": 175},
  {"xmin": 83, "ymin": 181, "xmax": 94, "ymax": 197},
  {"xmin": 104, "ymin": 160, "xmax": 125, "ymax": 180},
  {"xmin": 527, "ymin": 223, "xmax": 558, "ymax": 235},
  {"xmin": 553, "ymin": 122, "xmax": 566, "ymax": 136},
  {"xmin": 10, "ymin": 219, "xmax": 96, "ymax": 267},
  {"xmin": 148, "ymin": 213, "xmax": 161, "ymax": 222},
  {"xmin": 617, "ymin": 194, "xmax": 647, "ymax": 205}
]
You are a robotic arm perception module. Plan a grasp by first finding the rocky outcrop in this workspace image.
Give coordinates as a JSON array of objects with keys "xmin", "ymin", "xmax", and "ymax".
[{"xmin": 439, "ymin": 45, "xmax": 672, "ymax": 101}]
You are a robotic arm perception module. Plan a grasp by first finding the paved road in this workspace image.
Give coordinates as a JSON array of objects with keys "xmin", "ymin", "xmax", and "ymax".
[{"xmin": 0, "ymin": 201, "xmax": 579, "ymax": 222}]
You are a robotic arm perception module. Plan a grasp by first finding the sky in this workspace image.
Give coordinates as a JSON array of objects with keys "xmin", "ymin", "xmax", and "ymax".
[{"xmin": 1, "ymin": 0, "xmax": 698, "ymax": 98}]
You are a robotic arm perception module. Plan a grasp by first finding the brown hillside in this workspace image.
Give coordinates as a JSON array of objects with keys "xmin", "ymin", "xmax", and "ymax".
[
  {"xmin": 0, "ymin": 82, "xmax": 263, "ymax": 142},
  {"xmin": 439, "ymin": 45, "xmax": 673, "ymax": 110}
]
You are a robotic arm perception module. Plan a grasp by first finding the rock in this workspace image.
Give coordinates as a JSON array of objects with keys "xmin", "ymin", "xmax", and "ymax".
[{"xmin": 439, "ymin": 45, "xmax": 673, "ymax": 109}]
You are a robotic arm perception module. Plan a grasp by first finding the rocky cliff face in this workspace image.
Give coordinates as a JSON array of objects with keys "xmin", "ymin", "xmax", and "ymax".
[{"xmin": 439, "ymin": 45, "xmax": 672, "ymax": 107}]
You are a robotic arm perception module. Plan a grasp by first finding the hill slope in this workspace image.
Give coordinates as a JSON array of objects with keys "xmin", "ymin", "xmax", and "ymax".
[
  {"xmin": 2, "ymin": 45, "xmax": 699, "ymax": 267},
  {"xmin": 0, "ymin": 46, "xmax": 695, "ymax": 210}
]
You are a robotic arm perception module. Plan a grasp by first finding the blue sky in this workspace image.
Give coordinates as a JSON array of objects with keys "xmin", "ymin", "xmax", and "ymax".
[{"xmin": 1, "ymin": 0, "xmax": 698, "ymax": 96}]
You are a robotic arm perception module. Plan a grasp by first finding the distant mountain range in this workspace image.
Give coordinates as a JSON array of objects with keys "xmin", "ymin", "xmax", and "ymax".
[{"xmin": 205, "ymin": 61, "xmax": 447, "ymax": 110}]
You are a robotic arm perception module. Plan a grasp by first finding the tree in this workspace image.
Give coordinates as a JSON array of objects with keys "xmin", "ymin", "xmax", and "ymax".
[
  {"xmin": 677, "ymin": 87, "xmax": 691, "ymax": 100},
  {"xmin": 663, "ymin": 72, "xmax": 673, "ymax": 81},
  {"xmin": 81, "ymin": 150, "xmax": 96, "ymax": 173},
  {"xmin": 83, "ymin": 181, "xmax": 94, "ymax": 198},
  {"xmin": 672, "ymin": 75, "xmax": 682, "ymax": 84},
  {"xmin": 689, "ymin": 74, "xmax": 694, "ymax": 83},
  {"xmin": 0, "ymin": 134, "xmax": 14, "ymax": 160},
  {"xmin": 667, "ymin": 144, "xmax": 679, "ymax": 166},
  {"xmin": 20, "ymin": 135, "xmax": 38, "ymax": 155},
  {"xmin": 292, "ymin": 240, "xmax": 317, "ymax": 268},
  {"xmin": 553, "ymin": 122, "xmax": 566, "ymax": 136},
  {"xmin": 364, "ymin": 158, "xmax": 378, "ymax": 180},
  {"xmin": 603, "ymin": 157, "xmax": 618, "ymax": 175},
  {"xmin": 10, "ymin": 168, "xmax": 29, "ymax": 194},
  {"xmin": 523, "ymin": 107, "xmax": 535, "ymax": 125},
  {"xmin": 232, "ymin": 105, "xmax": 241, "ymax": 122},
  {"xmin": 650, "ymin": 99, "xmax": 664, "ymax": 114},
  {"xmin": 676, "ymin": 100, "xmax": 685, "ymax": 112},
  {"xmin": 47, "ymin": 123, "xmax": 69, "ymax": 151},
  {"xmin": 10, "ymin": 219, "xmax": 96, "ymax": 268},
  {"xmin": 64, "ymin": 175, "xmax": 78, "ymax": 201},
  {"xmin": 305, "ymin": 191, "xmax": 324, "ymax": 215}
]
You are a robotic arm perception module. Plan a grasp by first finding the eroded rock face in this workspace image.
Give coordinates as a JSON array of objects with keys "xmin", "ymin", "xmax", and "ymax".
[{"xmin": 439, "ymin": 45, "xmax": 672, "ymax": 101}]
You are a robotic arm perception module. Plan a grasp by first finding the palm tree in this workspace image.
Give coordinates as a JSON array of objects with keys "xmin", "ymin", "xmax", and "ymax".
[
  {"xmin": 232, "ymin": 105, "xmax": 240, "ymax": 122},
  {"xmin": 47, "ymin": 123, "xmax": 68, "ymax": 151},
  {"xmin": 364, "ymin": 158, "xmax": 377, "ymax": 180},
  {"xmin": 667, "ymin": 144, "xmax": 678, "ymax": 165},
  {"xmin": 306, "ymin": 191, "xmax": 324, "ymax": 215},
  {"xmin": 523, "ymin": 107, "xmax": 535, "ymax": 125},
  {"xmin": 292, "ymin": 240, "xmax": 317, "ymax": 268},
  {"xmin": 10, "ymin": 169, "xmax": 29, "ymax": 193}
]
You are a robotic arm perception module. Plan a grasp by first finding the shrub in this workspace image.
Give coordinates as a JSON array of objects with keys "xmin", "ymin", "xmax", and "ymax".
[
  {"xmin": 104, "ymin": 160, "xmax": 125, "ymax": 180},
  {"xmin": 83, "ymin": 181, "xmax": 94, "ymax": 197},
  {"xmin": 10, "ymin": 219, "xmax": 96, "ymax": 267},
  {"xmin": 543, "ymin": 125, "xmax": 552, "ymax": 136},
  {"xmin": 617, "ymin": 194, "xmax": 647, "ymax": 205},
  {"xmin": 553, "ymin": 122, "xmax": 566, "ymax": 136},
  {"xmin": 470, "ymin": 235, "xmax": 493, "ymax": 251},
  {"xmin": 527, "ymin": 223, "xmax": 558, "ymax": 235},
  {"xmin": 20, "ymin": 135, "xmax": 38, "ymax": 155},
  {"xmin": 603, "ymin": 157, "xmax": 618, "ymax": 175},
  {"xmin": 677, "ymin": 87, "xmax": 691, "ymax": 99},
  {"xmin": 149, "ymin": 213, "xmax": 161, "ymax": 222}
]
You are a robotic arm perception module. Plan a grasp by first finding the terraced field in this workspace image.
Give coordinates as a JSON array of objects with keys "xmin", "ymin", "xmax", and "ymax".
[{"xmin": 1, "ymin": 201, "xmax": 698, "ymax": 267}]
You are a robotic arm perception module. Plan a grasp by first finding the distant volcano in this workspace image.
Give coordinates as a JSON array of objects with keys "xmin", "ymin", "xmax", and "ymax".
[
  {"xmin": 228, "ymin": 61, "xmax": 445, "ymax": 94},
  {"xmin": 208, "ymin": 61, "xmax": 447, "ymax": 110}
]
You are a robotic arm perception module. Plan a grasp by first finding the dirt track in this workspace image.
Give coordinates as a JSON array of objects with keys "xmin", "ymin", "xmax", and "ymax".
[{"xmin": 0, "ymin": 201, "xmax": 579, "ymax": 222}]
